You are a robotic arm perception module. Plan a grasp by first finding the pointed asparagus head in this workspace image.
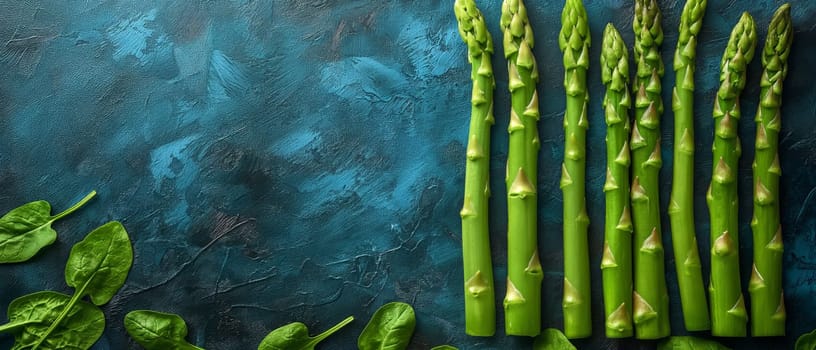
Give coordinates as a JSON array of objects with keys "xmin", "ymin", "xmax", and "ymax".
[
  {"xmin": 634, "ymin": 0, "xmax": 664, "ymax": 59},
  {"xmin": 718, "ymin": 12, "xmax": 757, "ymax": 96},
  {"xmin": 763, "ymin": 4, "xmax": 793, "ymax": 76},
  {"xmin": 454, "ymin": 0, "xmax": 493, "ymax": 55},
  {"xmin": 559, "ymin": 0, "xmax": 590, "ymax": 64},
  {"xmin": 601, "ymin": 23, "xmax": 629, "ymax": 93}
]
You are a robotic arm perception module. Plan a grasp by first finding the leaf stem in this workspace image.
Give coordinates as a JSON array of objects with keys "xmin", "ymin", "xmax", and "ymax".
[
  {"xmin": 0, "ymin": 320, "xmax": 40, "ymax": 333},
  {"xmin": 51, "ymin": 191, "xmax": 97, "ymax": 222},
  {"xmin": 309, "ymin": 315, "xmax": 354, "ymax": 346},
  {"xmin": 31, "ymin": 274, "xmax": 94, "ymax": 349}
]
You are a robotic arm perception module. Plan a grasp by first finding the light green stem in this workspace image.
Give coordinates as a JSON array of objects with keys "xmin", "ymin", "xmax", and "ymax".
[
  {"xmin": 708, "ymin": 12, "xmax": 756, "ymax": 337},
  {"xmin": 501, "ymin": 0, "xmax": 542, "ymax": 337},
  {"xmin": 750, "ymin": 3, "xmax": 791, "ymax": 337},
  {"xmin": 308, "ymin": 316, "xmax": 354, "ymax": 346},
  {"xmin": 51, "ymin": 191, "xmax": 97, "ymax": 222},
  {"xmin": 30, "ymin": 276, "xmax": 92, "ymax": 349},
  {"xmin": 631, "ymin": 0, "xmax": 670, "ymax": 339},
  {"xmin": 600, "ymin": 23, "xmax": 633, "ymax": 339},
  {"xmin": 669, "ymin": 0, "xmax": 710, "ymax": 332},
  {"xmin": 454, "ymin": 0, "xmax": 496, "ymax": 336}
]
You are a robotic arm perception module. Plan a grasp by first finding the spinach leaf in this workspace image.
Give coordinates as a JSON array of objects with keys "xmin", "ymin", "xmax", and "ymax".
[
  {"xmin": 532, "ymin": 328, "xmax": 576, "ymax": 350},
  {"xmin": 27, "ymin": 221, "xmax": 132, "ymax": 349},
  {"xmin": 658, "ymin": 336, "xmax": 730, "ymax": 350},
  {"xmin": 64, "ymin": 220, "xmax": 133, "ymax": 305},
  {"xmin": 258, "ymin": 315, "xmax": 354, "ymax": 350},
  {"xmin": 0, "ymin": 191, "xmax": 96, "ymax": 263},
  {"xmin": 124, "ymin": 310, "xmax": 204, "ymax": 350},
  {"xmin": 430, "ymin": 346, "xmax": 458, "ymax": 350},
  {"xmin": 797, "ymin": 329, "xmax": 816, "ymax": 350},
  {"xmin": 357, "ymin": 302, "xmax": 415, "ymax": 350},
  {"xmin": 0, "ymin": 291, "xmax": 104, "ymax": 350}
]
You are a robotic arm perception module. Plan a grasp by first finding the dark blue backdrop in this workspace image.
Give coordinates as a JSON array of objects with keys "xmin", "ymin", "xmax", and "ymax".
[{"xmin": 0, "ymin": 0, "xmax": 814, "ymax": 349}]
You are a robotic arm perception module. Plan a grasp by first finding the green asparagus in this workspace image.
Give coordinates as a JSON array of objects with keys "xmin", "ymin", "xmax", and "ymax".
[
  {"xmin": 454, "ymin": 0, "xmax": 497, "ymax": 337},
  {"xmin": 750, "ymin": 3, "xmax": 791, "ymax": 337},
  {"xmin": 669, "ymin": 0, "xmax": 710, "ymax": 332},
  {"xmin": 559, "ymin": 0, "xmax": 591, "ymax": 339},
  {"xmin": 708, "ymin": 12, "xmax": 756, "ymax": 337},
  {"xmin": 600, "ymin": 23, "xmax": 633, "ymax": 339},
  {"xmin": 501, "ymin": 0, "xmax": 542, "ymax": 337},
  {"xmin": 631, "ymin": 0, "xmax": 670, "ymax": 340}
]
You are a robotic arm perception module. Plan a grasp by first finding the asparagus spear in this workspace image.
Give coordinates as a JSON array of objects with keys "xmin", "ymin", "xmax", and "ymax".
[
  {"xmin": 600, "ymin": 23, "xmax": 633, "ymax": 339},
  {"xmin": 559, "ymin": 0, "xmax": 592, "ymax": 339},
  {"xmin": 501, "ymin": 0, "xmax": 542, "ymax": 337},
  {"xmin": 708, "ymin": 12, "xmax": 756, "ymax": 337},
  {"xmin": 750, "ymin": 3, "xmax": 792, "ymax": 337},
  {"xmin": 454, "ymin": 0, "xmax": 497, "ymax": 337},
  {"xmin": 631, "ymin": 0, "xmax": 670, "ymax": 339},
  {"xmin": 669, "ymin": 0, "xmax": 710, "ymax": 332}
]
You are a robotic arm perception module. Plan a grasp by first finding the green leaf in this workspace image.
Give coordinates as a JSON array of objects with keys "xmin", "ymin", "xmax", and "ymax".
[
  {"xmin": 0, "ymin": 291, "xmax": 104, "ymax": 350},
  {"xmin": 27, "ymin": 221, "xmax": 133, "ymax": 349},
  {"xmin": 258, "ymin": 316, "xmax": 354, "ymax": 350},
  {"xmin": 357, "ymin": 302, "xmax": 416, "ymax": 350},
  {"xmin": 430, "ymin": 346, "xmax": 458, "ymax": 350},
  {"xmin": 0, "ymin": 191, "xmax": 96, "ymax": 263},
  {"xmin": 797, "ymin": 329, "xmax": 816, "ymax": 350},
  {"xmin": 124, "ymin": 310, "xmax": 204, "ymax": 350},
  {"xmin": 658, "ymin": 336, "xmax": 731, "ymax": 350},
  {"xmin": 532, "ymin": 328, "xmax": 576, "ymax": 350},
  {"xmin": 65, "ymin": 221, "xmax": 133, "ymax": 305}
]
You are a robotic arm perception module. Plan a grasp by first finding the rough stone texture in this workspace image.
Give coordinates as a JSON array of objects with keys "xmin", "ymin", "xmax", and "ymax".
[{"xmin": 0, "ymin": 0, "xmax": 813, "ymax": 348}]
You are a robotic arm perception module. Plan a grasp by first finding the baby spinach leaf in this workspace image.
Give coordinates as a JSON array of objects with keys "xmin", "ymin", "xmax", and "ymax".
[
  {"xmin": 0, "ymin": 191, "xmax": 96, "ymax": 263},
  {"xmin": 64, "ymin": 220, "xmax": 133, "ymax": 305},
  {"xmin": 357, "ymin": 302, "xmax": 415, "ymax": 350},
  {"xmin": 27, "ymin": 221, "xmax": 132, "ymax": 350},
  {"xmin": 258, "ymin": 315, "xmax": 354, "ymax": 350},
  {"xmin": 797, "ymin": 330, "xmax": 816, "ymax": 350},
  {"xmin": 658, "ymin": 336, "xmax": 730, "ymax": 350},
  {"xmin": 532, "ymin": 328, "xmax": 576, "ymax": 350},
  {"xmin": 0, "ymin": 291, "xmax": 104, "ymax": 350},
  {"xmin": 430, "ymin": 346, "xmax": 458, "ymax": 350},
  {"xmin": 124, "ymin": 310, "xmax": 204, "ymax": 350}
]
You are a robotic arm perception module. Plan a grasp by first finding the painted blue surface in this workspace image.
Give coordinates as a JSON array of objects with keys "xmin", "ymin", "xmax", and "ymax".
[{"xmin": 0, "ymin": 0, "xmax": 813, "ymax": 349}]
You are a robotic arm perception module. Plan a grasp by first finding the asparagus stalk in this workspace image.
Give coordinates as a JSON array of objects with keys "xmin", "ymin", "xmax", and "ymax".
[
  {"xmin": 454, "ymin": 0, "xmax": 497, "ymax": 337},
  {"xmin": 631, "ymin": 0, "xmax": 670, "ymax": 339},
  {"xmin": 750, "ymin": 3, "xmax": 792, "ymax": 337},
  {"xmin": 708, "ymin": 12, "xmax": 756, "ymax": 337},
  {"xmin": 501, "ymin": 0, "xmax": 543, "ymax": 336},
  {"xmin": 669, "ymin": 0, "xmax": 710, "ymax": 332},
  {"xmin": 600, "ymin": 23, "xmax": 633, "ymax": 339},
  {"xmin": 558, "ymin": 0, "xmax": 592, "ymax": 339}
]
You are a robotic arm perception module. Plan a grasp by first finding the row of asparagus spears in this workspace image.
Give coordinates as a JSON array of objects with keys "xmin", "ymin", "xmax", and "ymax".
[{"xmin": 455, "ymin": 0, "xmax": 794, "ymax": 339}]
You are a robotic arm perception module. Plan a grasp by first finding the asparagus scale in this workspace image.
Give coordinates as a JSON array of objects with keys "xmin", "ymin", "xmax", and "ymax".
[
  {"xmin": 669, "ymin": 0, "xmax": 710, "ymax": 332},
  {"xmin": 559, "ymin": 0, "xmax": 592, "ymax": 339},
  {"xmin": 631, "ymin": 0, "xmax": 670, "ymax": 339},
  {"xmin": 600, "ymin": 23, "xmax": 633, "ymax": 339},
  {"xmin": 501, "ymin": 0, "xmax": 543, "ymax": 337},
  {"xmin": 454, "ymin": 0, "xmax": 497, "ymax": 337},
  {"xmin": 750, "ymin": 3, "xmax": 792, "ymax": 337},
  {"xmin": 708, "ymin": 12, "xmax": 756, "ymax": 337}
]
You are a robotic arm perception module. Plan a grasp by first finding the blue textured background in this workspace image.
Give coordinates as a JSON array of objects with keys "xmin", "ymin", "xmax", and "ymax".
[{"xmin": 0, "ymin": 0, "xmax": 813, "ymax": 349}]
